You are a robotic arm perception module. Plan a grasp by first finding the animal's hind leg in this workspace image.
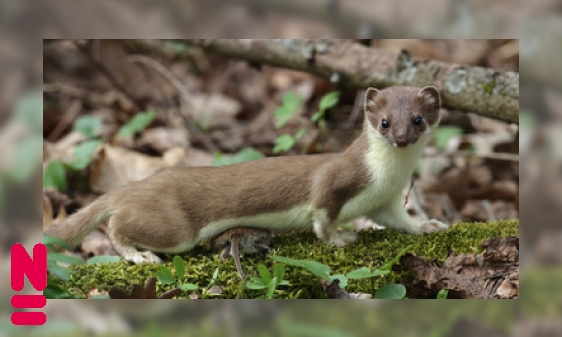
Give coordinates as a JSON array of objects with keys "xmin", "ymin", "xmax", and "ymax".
[{"xmin": 107, "ymin": 218, "xmax": 161, "ymax": 264}]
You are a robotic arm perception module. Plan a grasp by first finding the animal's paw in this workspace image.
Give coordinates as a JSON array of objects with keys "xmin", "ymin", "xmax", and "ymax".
[
  {"xmin": 124, "ymin": 251, "xmax": 162, "ymax": 264},
  {"xmin": 329, "ymin": 231, "xmax": 357, "ymax": 248},
  {"xmin": 413, "ymin": 219, "xmax": 449, "ymax": 234}
]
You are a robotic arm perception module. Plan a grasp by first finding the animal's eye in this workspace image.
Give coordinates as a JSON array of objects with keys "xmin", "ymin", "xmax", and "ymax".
[
  {"xmin": 413, "ymin": 116, "xmax": 423, "ymax": 126},
  {"xmin": 381, "ymin": 119, "xmax": 390, "ymax": 129}
]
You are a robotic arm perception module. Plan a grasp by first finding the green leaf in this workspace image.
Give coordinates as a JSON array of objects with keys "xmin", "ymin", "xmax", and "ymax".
[
  {"xmin": 86, "ymin": 255, "xmax": 121, "ymax": 264},
  {"xmin": 15, "ymin": 92, "xmax": 42, "ymax": 132},
  {"xmin": 329, "ymin": 274, "xmax": 348, "ymax": 289},
  {"xmin": 212, "ymin": 267, "xmax": 219, "ymax": 281},
  {"xmin": 257, "ymin": 264, "xmax": 272, "ymax": 284},
  {"xmin": 43, "ymin": 161, "xmax": 67, "ymax": 191},
  {"xmin": 173, "ymin": 256, "xmax": 185, "ymax": 280},
  {"xmin": 245, "ymin": 282, "xmax": 268, "ymax": 290},
  {"xmin": 274, "ymin": 263, "xmax": 285, "ymax": 282},
  {"xmin": 47, "ymin": 264, "xmax": 74, "ymax": 281},
  {"xmin": 346, "ymin": 267, "xmax": 389, "ymax": 280},
  {"xmin": 379, "ymin": 245, "xmax": 412, "ymax": 271},
  {"xmin": 294, "ymin": 127, "xmax": 307, "ymax": 140},
  {"xmin": 212, "ymin": 147, "xmax": 265, "ymax": 166},
  {"xmin": 269, "ymin": 255, "xmax": 332, "ymax": 280},
  {"xmin": 266, "ymin": 277, "xmax": 278, "ymax": 299},
  {"xmin": 43, "ymin": 235, "xmax": 71, "ymax": 251},
  {"xmin": 311, "ymin": 111, "xmax": 324, "ymax": 123},
  {"xmin": 67, "ymin": 140, "xmax": 102, "ymax": 170},
  {"xmin": 319, "ymin": 91, "xmax": 340, "ymax": 111},
  {"xmin": 74, "ymin": 115, "xmax": 103, "ymax": 138},
  {"xmin": 178, "ymin": 283, "xmax": 198, "ymax": 291},
  {"xmin": 48, "ymin": 252, "xmax": 84, "ymax": 265},
  {"xmin": 44, "ymin": 282, "xmax": 76, "ymax": 299},
  {"xmin": 437, "ymin": 289, "xmax": 449, "ymax": 299},
  {"xmin": 156, "ymin": 265, "xmax": 176, "ymax": 285},
  {"xmin": 117, "ymin": 110, "xmax": 156, "ymax": 139},
  {"xmin": 274, "ymin": 92, "xmax": 302, "ymax": 129},
  {"xmin": 346, "ymin": 267, "xmax": 371, "ymax": 279},
  {"xmin": 206, "ymin": 267, "xmax": 219, "ymax": 289},
  {"xmin": 433, "ymin": 126, "xmax": 463, "ymax": 149},
  {"xmin": 273, "ymin": 134, "xmax": 295, "ymax": 154},
  {"xmin": 375, "ymin": 283, "xmax": 406, "ymax": 299},
  {"xmin": 311, "ymin": 91, "xmax": 340, "ymax": 123}
]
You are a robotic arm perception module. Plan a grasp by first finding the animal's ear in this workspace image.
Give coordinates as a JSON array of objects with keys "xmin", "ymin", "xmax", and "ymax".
[
  {"xmin": 364, "ymin": 87, "xmax": 381, "ymax": 113},
  {"xmin": 418, "ymin": 86, "xmax": 441, "ymax": 110}
]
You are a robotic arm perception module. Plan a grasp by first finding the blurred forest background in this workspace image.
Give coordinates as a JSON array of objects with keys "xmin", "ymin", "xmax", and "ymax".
[
  {"xmin": 41, "ymin": 39, "xmax": 518, "ymax": 236},
  {"xmin": 0, "ymin": 0, "xmax": 559, "ymax": 336}
]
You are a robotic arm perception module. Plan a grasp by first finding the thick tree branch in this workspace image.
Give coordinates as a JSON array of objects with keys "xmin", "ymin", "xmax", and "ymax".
[{"xmin": 185, "ymin": 39, "xmax": 519, "ymax": 124}]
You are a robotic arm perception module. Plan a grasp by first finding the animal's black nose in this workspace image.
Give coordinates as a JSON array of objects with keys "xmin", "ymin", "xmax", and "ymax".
[{"xmin": 395, "ymin": 136, "xmax": 409, "ymax": 147}]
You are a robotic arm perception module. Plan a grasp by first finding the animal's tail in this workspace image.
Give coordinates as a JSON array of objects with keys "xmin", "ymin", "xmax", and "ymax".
[{"xmin": 44, "ymin": 195, "xmax": 113, "ymax": 248}]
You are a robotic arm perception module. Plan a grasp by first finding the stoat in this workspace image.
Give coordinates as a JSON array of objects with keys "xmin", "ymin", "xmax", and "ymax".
[{"xmin": 45, "ymin": 86, "xmax": 448, "ymax": 264}]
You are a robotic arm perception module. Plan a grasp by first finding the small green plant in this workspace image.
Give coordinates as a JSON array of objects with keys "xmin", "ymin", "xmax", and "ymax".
[
  {"xmin": 155, "ymin": 256, "xmax": 198, "ymax": 293},
  {"xmin": 274, "ymin": 92, "xmax": 303, "ymax": 129},
  {"xmin": 43, "ymin": 235, "xmax": 82, "ymax": 299},
  {"xmin": 43, "ymin": 110, "xmax": 156, "ymax": 192},
  {"xmin": 272, "ymin": 91, "xmax": 340, "ymax": 154},
  {"xmin": 311, "ymin": 91, "xmax": 340, "ymax": 123},
  {"xmin": 245, "ymin": 263, "xmax": 290, "ymax": 299},
  {"xmin": 374, "ymin": 283, "xmax": 407, "ymax": 299},
  {"xmin": 437, "ymin": 288, "xmax": 449, "ymax": 299},
  {"xmin": 433, "ymin": 126, "xmax": 463, "ymax": 150},
  {"xmin": 212, "ymin": 147, "xmax": 265, "ymax": 166},
  {"xmin": 43, "ymin": 235, "xmax": 122, "ymax": 298},
  {"xmin": 116, "ymin": 110, "xmax": 157, "ymax": 139},
  {"xmin": 269, "ymin": 245, "xmax": 412, "ymax": 299}
]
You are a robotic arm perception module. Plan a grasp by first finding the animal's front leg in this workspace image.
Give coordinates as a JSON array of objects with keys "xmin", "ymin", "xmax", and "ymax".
[
  {"xmin": 312, "ymin": 209, "xmax": 356, "ymax": 248},
  {"xmin": 370, "ymin": 198, "xmax": 448, "ymax": 234}
]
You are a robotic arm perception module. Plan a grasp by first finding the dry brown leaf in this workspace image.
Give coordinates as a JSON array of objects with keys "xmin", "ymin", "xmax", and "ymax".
[
  {"xmin": 189, "ymin": 93, "xmax": 241, "ymax": 129},
  {"xmin": 43, "ymin": 194, "xmax": 54, "ymax": 230},
  {"xmin": 86, "ymin": 288, "xmax": 109, "ymax": 299},
  {"xmin": 43, "ymin": 131, "xmax": 88, "ymax": 163},
  {"xmin": 136, "ymin": 127, "xmax": 190, "ymax": 154},
  {"xmin": 180, "ymin": 148, "xmax": 215, "ymax": 167},
  {"xmin": 43, "ymin": 189, "xmax": 73, "ymax": 229},
  {"xmin": 89, "ymin": 144, "xmax": 185, "ymax": 193},
  {"xmin": 207, "ymin": 285, "xmax": 223, "ymax": 296},
  {"xmin": 495, "ymin": 278, "xmax": 517, "ymax": 299},
  {"xmin": 55, "ymin": 205, "xmax": 67, "ymax": 224}
]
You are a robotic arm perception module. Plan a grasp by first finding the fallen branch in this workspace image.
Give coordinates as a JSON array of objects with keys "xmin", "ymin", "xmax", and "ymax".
[{"xmin": 184, "ymin": 39, "xmax": 519, "ymax": 124}]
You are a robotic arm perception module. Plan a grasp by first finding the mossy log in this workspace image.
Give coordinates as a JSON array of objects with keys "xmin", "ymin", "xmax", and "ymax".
[{"xmin": 61, "ymin": 220, "xmax": 518, "ymax": 299}]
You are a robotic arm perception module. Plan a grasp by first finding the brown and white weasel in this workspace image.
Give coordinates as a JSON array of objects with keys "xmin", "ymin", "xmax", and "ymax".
[{"xmin": 45, "ymin": 86, "xmax": 448, "ymax": 264}]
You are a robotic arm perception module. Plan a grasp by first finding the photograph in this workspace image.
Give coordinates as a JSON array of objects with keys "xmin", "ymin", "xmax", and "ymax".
[{"xmin": 42, "ymin": 39, "xmax": 519, "ymax": 301}]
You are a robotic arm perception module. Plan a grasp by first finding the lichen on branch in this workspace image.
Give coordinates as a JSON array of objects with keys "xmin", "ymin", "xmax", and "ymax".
[{"xmin": 184, "ymin": 39, "xmax": 518, "ymax": 124}]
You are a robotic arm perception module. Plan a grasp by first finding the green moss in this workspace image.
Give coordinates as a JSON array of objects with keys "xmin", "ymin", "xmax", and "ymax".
[
  {"xmin": 59, "ymin": 220, "xmax": 518, "ymax": 299},
  {"xmin": 482, "ymin": 80, "xmax": 496, "ymax": 94}
]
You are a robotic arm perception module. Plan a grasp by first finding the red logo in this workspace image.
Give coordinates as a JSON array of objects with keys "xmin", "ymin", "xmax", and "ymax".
[{"xmin": 11, "ymin": 243, "xmax": 48, "ymax": 325}]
